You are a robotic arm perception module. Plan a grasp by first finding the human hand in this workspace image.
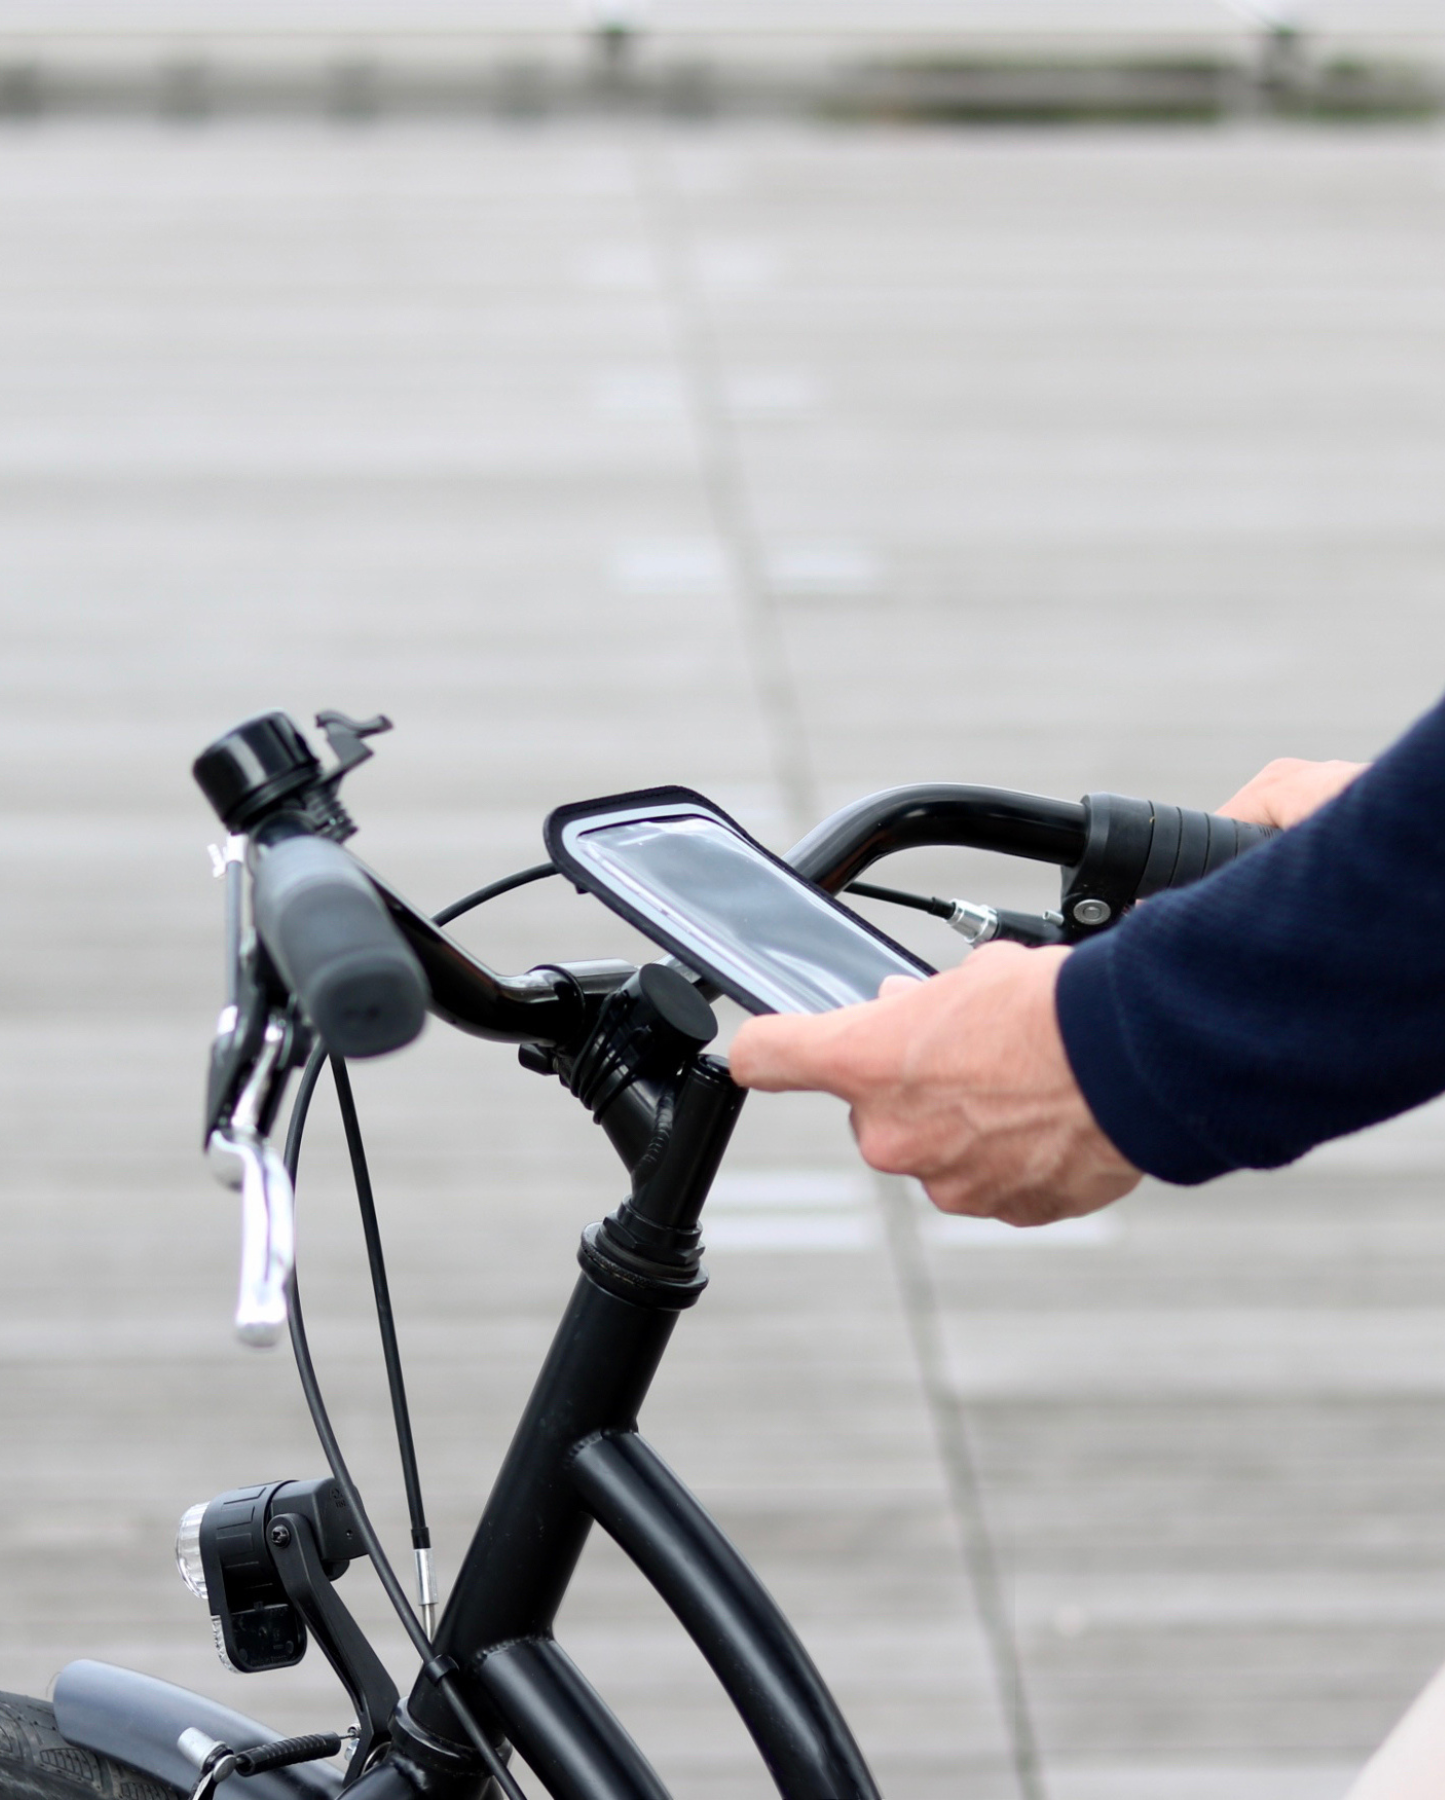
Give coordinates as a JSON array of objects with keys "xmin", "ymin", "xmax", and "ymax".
[
  {"xmin": 1217, "ymin": 757, "xmax": 1366, "ymax": 830},
  {"xmin": 728, "ymin": 943, "xmax": 1141, "ymax": 1226}
]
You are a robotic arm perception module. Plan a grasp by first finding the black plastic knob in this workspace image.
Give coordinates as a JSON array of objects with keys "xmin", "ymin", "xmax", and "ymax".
[{"xmin": 633, "ymin": 962, "xmax": 717, "ymax": 1051}]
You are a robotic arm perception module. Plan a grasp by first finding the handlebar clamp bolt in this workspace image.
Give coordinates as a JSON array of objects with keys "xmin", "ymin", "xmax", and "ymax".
[{"xmin": 1071, "ymin": 898, "xmax": 1112, "ymax": 927}]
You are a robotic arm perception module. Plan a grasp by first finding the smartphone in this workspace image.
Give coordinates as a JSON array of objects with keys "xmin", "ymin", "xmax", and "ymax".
[{"xmin": 545, "ymin": 787, "xmax": 933, "ymax": 1015}]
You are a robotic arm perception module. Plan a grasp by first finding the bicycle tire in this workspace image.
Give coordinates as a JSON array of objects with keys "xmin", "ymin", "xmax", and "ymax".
[{"xmin": 0, "ymin": 1694, "xmax": 183, "ymax": 1800}]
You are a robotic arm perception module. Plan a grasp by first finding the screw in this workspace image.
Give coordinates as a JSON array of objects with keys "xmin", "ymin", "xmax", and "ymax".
[
  {"xmin": 1072, "ymin": 898, "xmax": 1112, "ymax": 927},
  {"xmin": 269, "ymin": 1522, "xmax": 291, "ymax": 1548}
]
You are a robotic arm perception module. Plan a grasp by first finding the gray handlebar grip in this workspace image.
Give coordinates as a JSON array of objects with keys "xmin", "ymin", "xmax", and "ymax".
[{"xmin": 251, "ymin": 834, "xmax": 428, "ymax": 1057}]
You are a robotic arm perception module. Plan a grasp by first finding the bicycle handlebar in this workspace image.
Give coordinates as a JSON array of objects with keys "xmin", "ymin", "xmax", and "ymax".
[
  {"xmin": 364, "ymin": 869, "xmax": 585, "ymax": 1046},
  {"xmin": 197, "ymin": 713, "xmax": 1279, "ymax": 1056},
  {"xmin": 788, "ymin": 784, "xmax": 1089, "ymax": 889},
  {"xmin": 788, "ymin": 781, "xmax": 1275, "ymax": 936},
  {"xmin": 250, "ymin": 839, "xmax": 587, "ymax": 1051},
  {"xmin": 255, "ymin": 784, "xmax": 1275, "ymax": 1049}
]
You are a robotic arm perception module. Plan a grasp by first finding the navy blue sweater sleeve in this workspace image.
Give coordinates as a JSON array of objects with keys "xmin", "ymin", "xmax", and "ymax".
[{"xmin": 1055, "ymin": 693, "xmax": 1445, "ymax": 1185}]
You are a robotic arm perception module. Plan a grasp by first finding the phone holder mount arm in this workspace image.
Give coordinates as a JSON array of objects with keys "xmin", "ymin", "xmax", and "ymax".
[{"xmin": 522, "ymin": 962, "xmax": 744, "ymax": 1309}]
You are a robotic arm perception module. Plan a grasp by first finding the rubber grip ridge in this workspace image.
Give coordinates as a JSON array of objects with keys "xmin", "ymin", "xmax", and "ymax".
[{"xmin": 1135, "ymin": 806, "xmax": 1277, "ymax": 900}]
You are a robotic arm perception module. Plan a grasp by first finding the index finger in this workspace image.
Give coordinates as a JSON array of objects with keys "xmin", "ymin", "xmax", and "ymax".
[{"xmin": 728, "ymin": 1007, "xmax": 864, "ymax": 1097}]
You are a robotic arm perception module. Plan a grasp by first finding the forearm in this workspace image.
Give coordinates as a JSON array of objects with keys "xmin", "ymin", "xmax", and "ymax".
[{"xmin": 1057, "ymin": 694, "xmax": 1445, "ymax": 1183}]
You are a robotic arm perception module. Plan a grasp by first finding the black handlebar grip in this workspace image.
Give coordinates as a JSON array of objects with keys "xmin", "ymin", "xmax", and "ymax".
[
  {"xmin": 1062, "ymin": 794, "xmax": 1279, "ymax": 937},
  {"xmin": 1229, "ymin": 819, "xmax": 1277, "ymax": 854},
  {"xmin": 251, "ymin": 833, "xmax": 428, "ymax": 1057},
  {"xmin": 1135, "ymin": 806, "xmax": 1278, "ymax": 899}
]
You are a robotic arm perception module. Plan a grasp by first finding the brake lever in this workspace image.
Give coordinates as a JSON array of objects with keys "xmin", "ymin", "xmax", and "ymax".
[
  {"xmin": 202, "ymin": 835, "xmax": 307, "ymax": 1348},
  {"xmin": 207, "ymin": 1015, "xmax": 297, "ymax": 1348}
]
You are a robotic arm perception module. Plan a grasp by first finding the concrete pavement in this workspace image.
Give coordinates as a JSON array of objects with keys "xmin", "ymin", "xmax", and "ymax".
[{"xmin": 3, "ymin": 111, "xmax": 1445, "ymax": 1798}]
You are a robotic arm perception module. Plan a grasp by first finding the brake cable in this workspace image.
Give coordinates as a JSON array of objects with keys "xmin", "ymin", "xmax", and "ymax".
[
  {"xmin": 279, "ymin": 862, "xmax": 562, "ymax": 1800},
  {"xmin": 329, "ymin": 1055, "xmax": 434, "ymax": 1633},
  {"xmin": 433, "ymin": 860, "xmax": 557, "ymax": 927},
  {"xmin": 844, "ymin": 878, "xmax": 956, "ymax": 919}
]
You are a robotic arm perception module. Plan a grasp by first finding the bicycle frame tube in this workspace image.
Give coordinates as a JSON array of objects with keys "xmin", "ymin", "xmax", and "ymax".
[
  {"xmin": 387, "ymin": 1050, "xmax": 880, "ymax": 1800},
  {"xmin": 570, "ymin": 1432, "xmax": 878, "ymax": 1800}
]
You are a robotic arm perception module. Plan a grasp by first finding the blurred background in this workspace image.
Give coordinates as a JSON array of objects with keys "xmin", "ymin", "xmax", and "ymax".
[{"xmin": 3, "ymin": 4, "xmax": 1445, "ymax": 1798}]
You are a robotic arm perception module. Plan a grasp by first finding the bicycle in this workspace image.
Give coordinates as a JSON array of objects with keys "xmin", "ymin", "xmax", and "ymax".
[{"xmin": 0, "ymin": 708, "xmax": 1272, "ymax": 1800}]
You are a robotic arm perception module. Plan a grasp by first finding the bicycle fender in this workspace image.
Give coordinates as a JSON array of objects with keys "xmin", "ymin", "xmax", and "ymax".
[{"xmin": 53, "ymin": 1662, "xmax": 343, "ymax": 1800}]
